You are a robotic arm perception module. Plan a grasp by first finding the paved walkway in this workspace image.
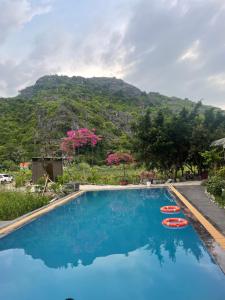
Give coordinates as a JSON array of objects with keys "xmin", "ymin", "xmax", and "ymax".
[
  {"xmin": 176, "ymin": 185, "xmax": 225, "ymax": 235},
  {"xmin": 79, "ymin": 181, "xmax": 202, "ymax": 191}
]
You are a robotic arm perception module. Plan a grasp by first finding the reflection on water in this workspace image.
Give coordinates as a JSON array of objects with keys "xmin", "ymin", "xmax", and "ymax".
[
  {"xmin": 0, "ymin": 189, "xmax": 203, "ymax": 268},
  {"xmin": 0, "ymin": 188, "xmax": 225, "ymax": 300}
]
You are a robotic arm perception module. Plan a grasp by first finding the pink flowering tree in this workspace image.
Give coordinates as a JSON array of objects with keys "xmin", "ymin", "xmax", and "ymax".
[
  {"xmin": 60, "ymin": 128, "xmax": 102, "ymax": 161},
  {"xmin": 106, "ymin": 152, "xmax": 134, "ymax": 183}
]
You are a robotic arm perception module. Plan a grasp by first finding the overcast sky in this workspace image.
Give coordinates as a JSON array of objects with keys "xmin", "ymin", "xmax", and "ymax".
[{"xmin": 0, "ymin": 0, "xmax": 225, "ymax": 109}]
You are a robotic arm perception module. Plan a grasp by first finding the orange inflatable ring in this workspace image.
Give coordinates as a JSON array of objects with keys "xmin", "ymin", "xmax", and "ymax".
[
  {"xmin": 160, "ymin": 206, "xmax": 180, "ymax": 213},
  {"xmin": 162, "ymin": 218, "xmax": 188, "ymax": 228}
]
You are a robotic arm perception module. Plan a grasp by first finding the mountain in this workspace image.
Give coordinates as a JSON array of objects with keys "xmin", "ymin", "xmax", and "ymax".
[{"xmin": 0, "ymin": 75, "xmax": 222, "ymax": 165}]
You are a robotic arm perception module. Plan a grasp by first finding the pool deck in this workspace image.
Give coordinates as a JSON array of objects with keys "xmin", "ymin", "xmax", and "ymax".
[
  {"xmin": 175, "ymin": 185, "xmax": 225, "ymax": 235},
  {"xmin": 170, "ymin": 184, "xmax": 225, "ymax": 272},
  {"xmin": 170, "ymin": 185, "xmax": 225, "ymax": 249}
]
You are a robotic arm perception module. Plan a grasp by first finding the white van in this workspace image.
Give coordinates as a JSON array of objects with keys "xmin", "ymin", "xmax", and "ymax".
[{"xmin": 0, "ymin": 174, "xmax": 13, "ymax": 183}]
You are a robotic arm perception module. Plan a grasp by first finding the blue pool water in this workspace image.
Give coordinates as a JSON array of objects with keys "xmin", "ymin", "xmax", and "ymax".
[{"xmin": 0, "ymin": 188, "xmax": 225, "ymax": 300}]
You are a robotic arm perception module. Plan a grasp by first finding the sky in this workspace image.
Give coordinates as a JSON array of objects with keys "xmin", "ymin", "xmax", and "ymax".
[{"xmin": 0, "ymin": 0, "xmax": 225, "ymax": 109}]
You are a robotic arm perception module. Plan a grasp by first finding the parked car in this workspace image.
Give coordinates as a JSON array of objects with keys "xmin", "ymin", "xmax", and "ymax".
[{"xmin": 0, "ymin": 174, "xmax": 13, "ymax": 183}]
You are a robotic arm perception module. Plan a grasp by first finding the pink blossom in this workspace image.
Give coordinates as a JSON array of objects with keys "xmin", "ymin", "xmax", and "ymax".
[
  {"xmin": 106, "ymin": 152, "xmax": 133, "ymax": 166},
  {"xmin": 60, "ymin": 128, "xmax": 102, "ymax": 157}
]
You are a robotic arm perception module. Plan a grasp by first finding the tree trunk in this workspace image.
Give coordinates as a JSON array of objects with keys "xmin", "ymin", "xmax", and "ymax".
[
  {"xmin": 123, "ymin": 164, "xmax": 126, "ymax": 179},
  {"xmin": 174, "ymin": 167, "xmax": 178, "ymax": 182}
]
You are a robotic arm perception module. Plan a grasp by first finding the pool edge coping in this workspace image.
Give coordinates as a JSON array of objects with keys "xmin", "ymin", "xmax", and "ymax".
[{"xmin": 169, "ymin": 184, "xmax": 225, "ymax": 250}]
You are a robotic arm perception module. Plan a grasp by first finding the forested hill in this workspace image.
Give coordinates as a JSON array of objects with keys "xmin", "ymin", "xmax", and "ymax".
[{"xmin": 0, "ymin": 75, "xmax": 223, "ymax": 165}]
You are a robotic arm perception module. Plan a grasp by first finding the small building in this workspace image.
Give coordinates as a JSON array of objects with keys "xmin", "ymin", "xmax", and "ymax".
[
  {"xmin": 32, "ymin": 157, "xmax": 63, "ymax": 184},
  {"xmin": 19, "ymin": 162, "xmax": 31, "ymax": 170}
]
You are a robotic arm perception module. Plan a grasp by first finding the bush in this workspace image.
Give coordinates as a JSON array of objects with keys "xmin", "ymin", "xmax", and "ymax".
[
  {"xmin": 36, "ymin": 176, "xmax": 46, "ymax": 186},
  {"xmin": 50, "ymin": 182, "xmax": 62, "ymax": 193},
  {"xmin": 0, "ymin": 192, "xmax": 49, "ymax": 220},
  {"xmin": 215, "ymin": 193, "xmax": 225, "ymax": 208},
  {"xmin": 206, "ymin": 169, "xmax": 225, "ymax": 208},
  {"xmin": 217, "ymin": 167, "xmax": 225, "ymax": 179},
  {"xmin": 15, "ymin": 170, "xmax": 32, "ymax": 187},
  {"xmin": 206, "ymin": 176, "xmax": 225, "ymax": 196},
  {"xmin": 57, "ymin": 173, "xmax": 71, "ymax": 184},
  {"xmin": 2, "ymin": 160, "xmax": 19, "ymax": 171},
  {"xmin": 78, "ymin": 162, "xmax": 91, "ymax": 170}
]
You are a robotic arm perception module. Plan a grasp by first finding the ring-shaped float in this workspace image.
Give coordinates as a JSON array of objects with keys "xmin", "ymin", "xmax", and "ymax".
[
  {"xmin": 162, "ymin": 217, "xmax": 188, "ymax": 228},
  {"xmin": 160, "ymin": 206, "xmax": 180, "ymax": 213}
]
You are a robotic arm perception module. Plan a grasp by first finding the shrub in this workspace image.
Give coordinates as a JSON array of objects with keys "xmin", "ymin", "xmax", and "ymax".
[
  {"xmin": 37, "ymin": 176, "xmax": 46, "ymax": 186},
  {"xmin": 206, "ymin": 167, "xmax": 225, "ymax": 208},
  {"xmin": 15, "ymin": 175, "xmax": 25, "ymax": 188},
  {"xmin": 217, "ymin": 167, "xmax": 225, "ymax": 179},
  {"xmin": 57, "ymin": 173, "xmax": 71, "ymax": 184},
  {"xmin": 2, "ymin": 160, "xmax": 19, "ymax": 171},
  {"xmin": 50, "ymin": 182, "xmax": 62, "ymax": 193},
  {"xmin": 215, "ymin": 193, "xmax": 225, "ymax": 208},
  {"xmin": 15, "ymin": 170, "xmax": 32, "ymax": 187},
  {"xmin": 0, "ymin": 192, "xmax": 49, "ymax": 220},
  {"xmin": 78, "ymin": 162, "xmax": 91, "ymax": 170},
  {"xmin": 206, "ymin": 176, "xmax": 225, "ymax": 196}
]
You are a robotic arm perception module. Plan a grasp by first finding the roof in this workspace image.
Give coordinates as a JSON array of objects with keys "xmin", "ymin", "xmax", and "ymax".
[
  {"xmin": 32, "ymin": 157, "xmax": 62, "ymax": 161},
  {"xmin": 19, "ymin": 162, "xmax": 31, "ymax": 167},
  {"xmin": 211, "ymin": 137, "xmax": 225, "ymax": 148}
]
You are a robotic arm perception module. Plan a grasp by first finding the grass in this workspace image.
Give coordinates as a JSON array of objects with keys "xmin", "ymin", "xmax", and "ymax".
[
  {"xmin": 58, "ymin": 163, "xmax": 146, "ymax": 185},
  {"xmin": 0, "ymin": 191, "xmax": 50, "ymax": 220}
]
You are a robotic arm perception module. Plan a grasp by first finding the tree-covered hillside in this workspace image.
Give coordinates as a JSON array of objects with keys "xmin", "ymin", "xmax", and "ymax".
[{"xmin": 0, "ymin": 75, "xmax": 223, "ymax": 165}]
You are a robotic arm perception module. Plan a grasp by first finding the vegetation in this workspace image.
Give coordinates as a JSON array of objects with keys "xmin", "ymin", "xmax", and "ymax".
[
  {"xmin": 106, "ymin": 152, "xmax": 134, "ymax": 184},
  {"xmin": 0, "ymin": 74, "xmax": 225, "ymax": 217},
  {"xmin": 205, "ymin": 167, "xmax": 225, "ymax": 207},
  {"xmin": 57, "ymin": 163, "xmax": 143, "ymax": 185},
  {"xmin": 132, "ymin": 104, "xmax": 225, "ymax": 179},
  {"xmin": 0, "ymin": 75, "xmax": 219, "ymax": 164},
  {"xmin": 0, "ymin": 192, "xmax": 49, "ymax": 220},
  {"xmin": 14, "ymin": 170, "xmax": 32, "ymax": 187}
]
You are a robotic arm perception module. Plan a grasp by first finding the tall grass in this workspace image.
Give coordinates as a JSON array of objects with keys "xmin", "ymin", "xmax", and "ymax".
[
  {"xmin": 58, "ymin": 163, "xmax": 145, "ymax": 185},
  {"xmin": 0, "ymin": 192, "xmax": 49, "ymax": 220}
]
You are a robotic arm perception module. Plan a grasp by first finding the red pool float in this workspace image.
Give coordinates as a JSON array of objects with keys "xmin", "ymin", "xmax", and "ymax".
[
  {"xmin": 162, "ymin": 218, "xmax": 188, "ymax": 228},
  {"xmin": 160, "ymin": 206, "xmax": 180, "ymax": 213}
]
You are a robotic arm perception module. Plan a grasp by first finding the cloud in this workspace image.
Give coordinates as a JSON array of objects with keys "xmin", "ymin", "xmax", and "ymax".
[
  {"xmin": 0, "ymin": 0, "xmax": 52, "ymax": 45},
  {"xmin": 179, "ymin": 40, "xmax": 200, "ymax": 62},
  {"xmin": 121, "ymin": 0, "xmax": 225, "ymax": 108},
  {"xmin": 0, "ymin": 0, "xmax": 129, "ymax": 96},
  {"xmin": 0, "ymin": 0, "xmax": 224, "ymax": 110},
  {"xmin": 208, "ymin": 73, "xmax": 225, "ymax": 91},
  {"xmin": 0, "ymin": 21, "xmax": 126, "ymax": 96},
  {"xmin": 0, "ymin": 0, "xmax": 53, "ymax": 95}
]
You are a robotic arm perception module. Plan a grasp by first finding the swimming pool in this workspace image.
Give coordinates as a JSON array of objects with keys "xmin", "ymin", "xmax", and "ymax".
[{"xmin": 0, "ymin": 188, "xmax": 225, "ymax": 300}]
